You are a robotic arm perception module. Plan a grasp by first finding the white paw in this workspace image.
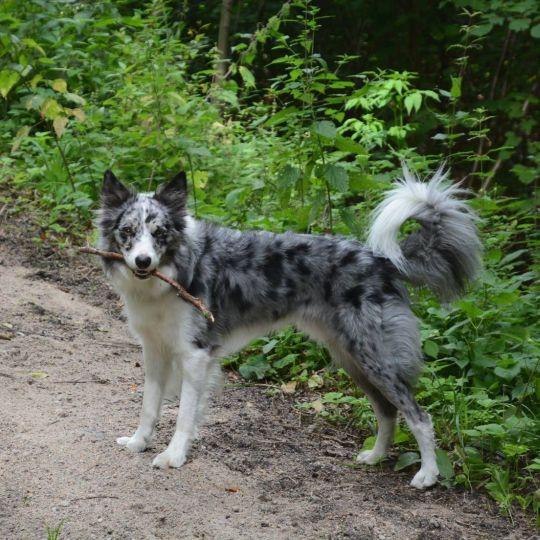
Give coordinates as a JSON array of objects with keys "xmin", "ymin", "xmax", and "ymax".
[
  {"xmin": 116, "ymin": 435, "xmax": 148, "ymax": 453},
  {"xmin": 356, "ymin": 449, "xmax": 384, "ymax": 465},
  {"xmin": 152, "ymin": 449, "xmax": 186, "ymax": 469},
  {"xmin": 410, "ymin": 466, "xmax": 439, "ymax": 489}
]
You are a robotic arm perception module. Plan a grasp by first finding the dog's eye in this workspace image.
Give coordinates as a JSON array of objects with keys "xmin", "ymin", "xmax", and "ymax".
[
  {"xmin": 121, "ymin": 227, "xmax": 133, "ymax": 236},
  {"xmin": 153, "ymin": 227, "xmax": 167, "ymax": 238}
]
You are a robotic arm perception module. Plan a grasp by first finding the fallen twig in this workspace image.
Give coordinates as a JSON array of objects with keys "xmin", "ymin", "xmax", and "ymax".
[
  {"xmin": 79, "ymin": 246, "xmax": 214, "ymax": 323},
  {"xmin": 71, "ymin": 495, "xmax": 120, "ymax": 502}
]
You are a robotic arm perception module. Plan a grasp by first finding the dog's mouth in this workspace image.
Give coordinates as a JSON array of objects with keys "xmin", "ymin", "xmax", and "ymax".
[{"xmin": 133, "ymin": 270, "xmax": 152, "ymax": 280}]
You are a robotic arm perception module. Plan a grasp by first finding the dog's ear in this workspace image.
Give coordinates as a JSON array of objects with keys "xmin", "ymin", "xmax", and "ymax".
[
  {"xmin": 154, "ymin": 171, "xmax": 187, "ymax": 213},
  {"xmin": 101, "ymin": 170, "xmax": 132, "ymax": 207}
]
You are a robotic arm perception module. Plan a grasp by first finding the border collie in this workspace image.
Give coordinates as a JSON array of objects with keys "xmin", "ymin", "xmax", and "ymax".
[{"xmin": 97, "ymin": 166, "xmax": 480, "ymax": 488}]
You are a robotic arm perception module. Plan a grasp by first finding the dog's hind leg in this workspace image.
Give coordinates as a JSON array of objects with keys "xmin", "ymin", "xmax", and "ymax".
[
  {"xmin": 327, "ymin": 345, "xmax": 396, "ymax": 465},
  {"xmin": 152, "ymin": 350, "xmax": 213, "ymax": 469},
  {"xmin": 354, "ymin": 381, "xmax": 397, "ymax": 465},
  {"xmin": 335, "ymin": 301, "xmax": 439, "ymax": 488},
  {"xmin": 117, "ymin": 342, "xmax": 171, "ymax": 453}
]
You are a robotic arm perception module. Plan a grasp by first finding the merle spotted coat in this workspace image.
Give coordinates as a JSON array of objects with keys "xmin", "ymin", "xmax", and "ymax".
[{"xmin": 98, "ymin": 167, "xmax": 480, "ymax": 488}]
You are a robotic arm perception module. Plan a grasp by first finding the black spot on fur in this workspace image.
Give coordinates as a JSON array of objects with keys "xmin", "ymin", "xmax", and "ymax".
[
  {"xmin": 285, "ymin": 242, "xmax": 310, "ymax": 260},
  {"xmin": 202, "ymin": 234, "xmax": 214, "ymax": 256},
  {"xmin": 285, "ymin": 278, "xmax": 296, "ymax": 299},
  {"xmin": 340, "ymin": 250, "xmax": 357, "ymax": 266},
  {"xmin": 323, "ymin": 280, "xmax": 333, "ymax": 302},
  {"xmin": 145, "ymin": 213, "xmax": 157, "ymax": 224},
  {"xmin": 188, "ymin": 276, "xmax": 206, "ymax": 297},
  {"xmin": 231, "ymin": 284, "xmax": 252, "ymax": 313},
  {"xmin": 193, "ymin": 338, "xmax": 207, "ymax": 349},
  {"xmin": 266, "ymin": 289, "xmax": 279, "ymax": 302},
  {"xmin": 112, "ymin": 209, "xmax": 127, "ymax": 231},
  {"xmin": 343, "ymin": 284, "xmax": 364, "ymax": 308},
  {"xmin": 262, "ymin": 251, "xmax": 283, "ymax": 287},
  {"xmin": 382, "ymin": 277, "xmax": 400, "ymax": 297},
  {"xmin": 296, "ymin": 258, "xmax": 311, "ymax": 275},
  {"xmin": 367, "ymin": 291, "xmax": 385, "ymax": 304},
  {"xmin": 438, "ymin": 246, "xmax": 465, "ymax": 290}
]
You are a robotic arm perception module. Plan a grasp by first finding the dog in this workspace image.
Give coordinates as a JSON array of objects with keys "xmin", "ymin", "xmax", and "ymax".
[{"xmin": 97, "ymin": 166, "xmax": 480, "ymax": 489}]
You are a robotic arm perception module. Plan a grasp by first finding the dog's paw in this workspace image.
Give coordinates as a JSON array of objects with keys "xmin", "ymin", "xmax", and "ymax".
[
  {"xmin": 356, "ymin": 449, "xmax": 384, "ymax": 465},
  {"xmin": 116, "ymin": 435, "xmax": 147, "ymax": 453},
  {"xmin": 410, "ymin": 466, "xmax": 439, "ymax": 489},
  {"xmin": 152, "ymin": 449, "xmax": 186, "ymax": 469}
]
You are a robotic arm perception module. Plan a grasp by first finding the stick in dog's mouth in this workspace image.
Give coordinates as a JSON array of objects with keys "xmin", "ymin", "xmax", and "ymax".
[{"xmin": 78, "ymin": 246, "xmax": 215, "ymax": 322}]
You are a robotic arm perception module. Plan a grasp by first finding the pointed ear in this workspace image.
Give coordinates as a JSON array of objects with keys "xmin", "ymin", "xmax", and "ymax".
[
  {"xmin": 101, "ymin": 170, "xmax": 133, "ymax": 207},
  {"xmin": 154, "ymin": 171, "xmax": 187, "ymax": 212}
]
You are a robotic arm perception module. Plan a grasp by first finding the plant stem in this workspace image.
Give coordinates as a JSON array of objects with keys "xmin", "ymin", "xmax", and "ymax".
[{"xmin": 54, "ymin": 136, "xmax": 76, "ymax": 192}]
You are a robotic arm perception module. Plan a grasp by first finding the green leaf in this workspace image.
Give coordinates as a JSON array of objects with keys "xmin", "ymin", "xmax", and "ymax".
[
  {"xmin": 0, "ymin": 69, "xmax": 20, "ymax": 98},
  {"xmin": 334, "ymin": 135, "xmax": 366, "ymax": 155},
  {"xmin": 435, "ymin": 449, "xmax": 454, "ymax": 480},
  {"xmin": 312, "ymin": 120, "xmax": 336, "ymax": 139},
  {"xmin": 450, "ymin": 76, "xmax": 461, "ymax": 100},
  {"xmin": 423, "ymin": 340, "xmax": 439, "ymax": 359},
  {"xmin": 394, "ymin": 452, "xmax": 420, "ymax": 471},
  {"xmin": 477, "ymin": 423, "xmax": 506, "ymax": 437},
  {"xmin": 404, "ymin": 92, "xmax": 422, "ymax": 114},
  {"xmin": 278, "ymin": 165, "xmax": 301, "ymax": 189},
  {"xmin": 470, "ymin": 23, "xmax": 493, "ymax": 37},
  {"xmin": 264, "ymin": 106, "xmax": 299, "ymax": 127},
  {"xmin": 41, "ymin": 98, "xmax": 63, "ymax": 120},
  {"xmin": 508, "ymin": 18, "xmax": 530, "ymax": 32},
  {"xmin": 323, "ymin": 163, "xmax": 348, "ymax": 192},
  {"xmin": 262, "ymin": 338, "xmax": 278, "ymax": 354},
  {"xmin": 238, "ymin": 66, "xmax": 256, "ymax": 88},
  {"xmin": 339, "ymin": 207, "xmax": 363, "ymax": 236},
  {"xmin": 360, "ymin": 436, "xmax": 376, "ymax": 450},
  {"xmin": 238, "ymin": 356, "xmax": 272, "ymax": 380},
  {"xmin": 64, "ymin": 92, "xmax": 86, "ymax": 105},
  {"xmin": 273, "ymin": 354, "xmax": 298, "ymax": 369},
  {"xmin": 52, "ymin": 79, "xmax": 67, "ymax": 93},
  {"xmin": 531, "ymin": 24, "xmax": 540, "ymax": 38}
]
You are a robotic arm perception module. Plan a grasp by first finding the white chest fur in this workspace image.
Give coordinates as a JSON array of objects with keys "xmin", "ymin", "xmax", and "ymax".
[{"xmin": 109, "ymin": 264, "xmax": 195, "ymax": 356}]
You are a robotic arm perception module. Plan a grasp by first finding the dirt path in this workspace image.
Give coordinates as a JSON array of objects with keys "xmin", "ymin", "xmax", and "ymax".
[{"xmin": 0, "ymin": 230, "xmax": 534, "ymax": 539}]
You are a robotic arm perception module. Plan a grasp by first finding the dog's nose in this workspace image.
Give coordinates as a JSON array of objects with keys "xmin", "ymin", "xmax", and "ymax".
[{"xmin": 135, "ymin": 255, "xmax": 151, "ymax": 269}]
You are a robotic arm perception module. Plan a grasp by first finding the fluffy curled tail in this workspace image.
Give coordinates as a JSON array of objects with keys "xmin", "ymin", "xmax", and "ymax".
[{"xmin": 367, "ymin": 165, "xmax": 481, "ymax": 302}]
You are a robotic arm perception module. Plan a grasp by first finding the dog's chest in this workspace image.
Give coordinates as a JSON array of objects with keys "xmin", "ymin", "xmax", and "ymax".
[{"xmin": 110, "ymin": 267, "xmax": 194, "ymax": 353}]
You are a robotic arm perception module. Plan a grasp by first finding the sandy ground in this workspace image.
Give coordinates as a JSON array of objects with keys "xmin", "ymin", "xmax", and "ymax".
[{"xmin": 0, "ymin": 221, "xmax": 535, "ymax": 539}]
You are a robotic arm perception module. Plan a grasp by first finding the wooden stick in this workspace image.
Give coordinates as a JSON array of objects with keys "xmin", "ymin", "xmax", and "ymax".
[{"xmin": 79, "ymin": 246, "xmax": 215, "ymax": 323}]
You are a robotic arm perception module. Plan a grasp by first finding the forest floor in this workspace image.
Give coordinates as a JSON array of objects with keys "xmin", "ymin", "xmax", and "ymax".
[{"xmin": 0, "ymin": 216, "xmax": 536, "ymax": 540}]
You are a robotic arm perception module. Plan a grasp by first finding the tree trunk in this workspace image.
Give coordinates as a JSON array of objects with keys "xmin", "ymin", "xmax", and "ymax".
[{"xmin": 215, "ymin": 0, "xmax": 234, "ymax": 82}]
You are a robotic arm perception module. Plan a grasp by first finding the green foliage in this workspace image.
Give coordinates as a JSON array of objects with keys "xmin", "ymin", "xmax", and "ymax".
[{"xmin": 1, "ymin": 0, "xmax": 538, "ymax": 519}]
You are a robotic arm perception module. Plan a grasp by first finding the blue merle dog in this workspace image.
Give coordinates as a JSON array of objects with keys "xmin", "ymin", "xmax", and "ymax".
[{"xmin": 98, "ymin": 166, "xmax": 481, "ymax": 488}]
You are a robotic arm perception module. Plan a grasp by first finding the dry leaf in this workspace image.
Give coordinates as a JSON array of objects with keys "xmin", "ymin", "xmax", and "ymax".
[
  {"xmin": 311, "ymin": 399, "xmax": 324, "ymax": 413},
  {"xmin": 225, "ymin": 486, "xmax": 240, "ymax": 493},
  {"xmin": 53, "ymin": 116, "xmax": 68, "ymax": 138},
  {"xmin": 281, "ymin": 381, "xmax": 297, "ymax": 394},
  {"xmin": 70, "ymin": 108, "xmax": 86, "ymax": 122},
  {"xmin": 29, "ymin": 371, "xmax": 48, "ymax": 379}
]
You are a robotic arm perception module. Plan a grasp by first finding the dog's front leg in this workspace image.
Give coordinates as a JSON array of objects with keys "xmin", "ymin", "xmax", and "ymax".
[
  {"xmin": 117, "ymin": 342, "xmax": 170, "ymax": 453},
  {"xmin": 152, "ymin": 351, "xmax": 211, "ymax": 469}
]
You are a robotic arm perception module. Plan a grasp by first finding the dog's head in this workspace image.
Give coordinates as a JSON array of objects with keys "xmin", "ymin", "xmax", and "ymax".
[{"xmin": 99, "ymin": 170, "xmax": 187, "ymax": 279}]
